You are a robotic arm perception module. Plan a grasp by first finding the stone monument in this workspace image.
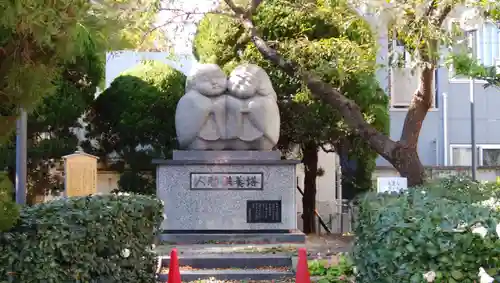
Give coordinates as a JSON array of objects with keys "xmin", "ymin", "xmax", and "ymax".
[
  {"xmin": 154, "ymin": 63, "xmax": 303, "ymax": 243},
  {"xmin": 63, "ymin": 151, "xmax": 98, "ymax": 197}
]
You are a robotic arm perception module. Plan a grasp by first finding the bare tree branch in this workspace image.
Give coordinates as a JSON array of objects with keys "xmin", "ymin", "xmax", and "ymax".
[
  {"xmin": 141, "ymin": 7, "xmax": 238, "ymax": 46},
  {"xmin": 249, "ymin": 0, "xmax": 263, "ymax": 15},
  {"xmin": 140, "ymin": 12, "xmax": 191, "ymax": 45},
  {"xmin": 424, "ymin": 0, "xmax": 438, "ymax": 18},
  {"xmin": 223, "ymin": 0, "xmax": 246, "ymax": 15},
  {"xmin": 434, "ymin": 4, "xmax": 453, "ymax": 26}
]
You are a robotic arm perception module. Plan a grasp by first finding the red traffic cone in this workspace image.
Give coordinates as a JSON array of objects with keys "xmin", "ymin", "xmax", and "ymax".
[
  {"xmin": 296, "ymin": 248, "xmax": 311, "ymax": 283},
  {"xmin": 168, "ymin": 248, "xmax": 181, "ymax": 283}
]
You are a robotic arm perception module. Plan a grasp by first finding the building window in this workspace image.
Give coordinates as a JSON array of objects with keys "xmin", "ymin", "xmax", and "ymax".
[
  {"xmin": 450, "ymin": 144, "xmax": 500, "ymax": 166},
  {"xmin": 390, "ymin": 67, "xmax": 437, "ymax": 108},
  {"xmin": 482, "ymin": 147, "xmax": 500, "ymax": 166},
  {"xmin": 477, "ymin": 23, "xmax": 500, "ymax": 67},
  {"xmin": 449, "ymin": 22, "xmax": 500, "ymax": 79},
  {"xmin": 451, "ymin": 145, "xmax": 477, "ymax": 166},
  {"xmin": 389, "ymin": 39, "xmax": 437, "ymax": 109}
]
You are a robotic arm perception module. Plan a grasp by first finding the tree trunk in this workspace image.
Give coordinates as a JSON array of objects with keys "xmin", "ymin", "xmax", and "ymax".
[
  {"xmin": 220, "ymin": 0, "xmax": 456, "ymax": 188},
  {"xmin": 244, "ymin": 24, "xmax": 427, "ymax": 185},
  {"xmin": 336, "ymin": 138, "xmax": 358, "ymax": 201},
  {"xmin": 301, "ymin": 142, "xmax": 318, "ymax": 234},
  {"xmin": 395, "ymin": 66, "xmax": 434, "ymax": 186},
  {"xmin": 391, "ymin": 146, "xmax": 426, "ymax": 187},
  {"xmin": 400, "ymin": 66, "xmax": 434, "ymax": 147}
]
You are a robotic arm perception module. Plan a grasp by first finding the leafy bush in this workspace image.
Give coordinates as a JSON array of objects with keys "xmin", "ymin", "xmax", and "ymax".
[
  {"xmin": 0, "ymin": 172, "xmax": 19, "ymax": 232},
  {"xmin": 0, "ymin": 194, "xmax": 163, "ymax": 283},
  {"xmin": 424, "ymin": 175, "xmax": 500, "ymax": 204},
  {"xmin": 309, "ymin": 254, "xmax": 355, "ymax": 282},
  {"xmin": 352, "ymin": 177, "xmax": 500, "ymax": 283},
  {"xmin": 85, "ymin": 61, "xmax": 186, "ymax": 195}
]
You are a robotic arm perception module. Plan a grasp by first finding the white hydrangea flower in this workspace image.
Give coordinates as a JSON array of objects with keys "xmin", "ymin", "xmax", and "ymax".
[
  {"xmin": 479, "ymin": 267, "xmax": 494, "ymax": 283},
  {"xmin": 423, "ymin": 271, "xmax": 436, "ymax": 282},
  {"xmin": 121, "ymin": 248, "xmax": 131, "ymax": 258},
  {"xmin": 496, "ymin": 223, "xmax": 500, "ymax": 238},
  {"xmin": 453, "ymin": 222, "xmax": 468, "ymax": 232},
  {"xmin": 352, "ymin": 266, "xmax": 358, "ymax": 274},
  {"xmin": 151, "ymin": 244, "xmax": 156, "ymax": 250},
  {"xmin": 472, "ymin": 223, "xmax": 488, "ymax": 238},
  {"xmin": 478, "ymin": 197, "xmax": 500, "ymax": 210}
]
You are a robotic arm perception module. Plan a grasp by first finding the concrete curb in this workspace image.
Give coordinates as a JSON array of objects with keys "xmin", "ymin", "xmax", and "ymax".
[
  {"xmin": 157, "ymin": 269, "xmax": 294, "ymax": 281},
  {"xmin": 160, "ymin": 254, "xmax": 292, "ymax": 269},
  {"xmin": 159, "ymin": 232, "xmax": 306, "ymax": 245}
]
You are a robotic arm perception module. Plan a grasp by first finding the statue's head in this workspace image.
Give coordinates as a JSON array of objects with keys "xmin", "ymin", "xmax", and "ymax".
[
  {"xmin": 185, "ymin": 64, "xmax": 227, "ymax": 96},
  {"xmin": 228, "ymin": 64, "xmax": 277, "ymax": 100}
]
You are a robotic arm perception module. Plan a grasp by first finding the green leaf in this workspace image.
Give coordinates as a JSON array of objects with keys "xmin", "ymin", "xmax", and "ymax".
[
  {"xmin": 405, "ymin": 244, "xmax": 416, "ymax": 253},
  {"xmin": 451, "ymin": 270, "xmax": 464, "ymax": 280}
]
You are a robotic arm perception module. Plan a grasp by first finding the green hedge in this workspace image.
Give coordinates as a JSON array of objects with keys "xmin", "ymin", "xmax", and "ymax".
[
  {"xmin": 352, "ymin": 177, "xmax": 500, "ymax": 283},
  {"xmin": 0, "ymin": 172, "xmax": 19, "ymax": 232},
  {"xmin": 0, "ymin": 194, "xmax": 163, "ymax": 283}
]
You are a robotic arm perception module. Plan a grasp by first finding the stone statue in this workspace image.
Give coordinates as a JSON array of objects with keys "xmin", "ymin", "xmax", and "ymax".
[
  {"xmin": 175, "ymin": 63, "xmax": 280, "ymax": 150},
  {"xmin": 175, "ymin": 64, "xmax": 227, "ymax": 150},
  {"xmin": 226, "ymin": 64, "xmax": 280, "ymax": 150}
]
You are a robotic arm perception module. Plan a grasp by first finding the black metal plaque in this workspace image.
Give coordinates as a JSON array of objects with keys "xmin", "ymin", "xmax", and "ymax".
[{"xmin": 246, "ymin": 200, "xmax": 282, "ymax": 223}]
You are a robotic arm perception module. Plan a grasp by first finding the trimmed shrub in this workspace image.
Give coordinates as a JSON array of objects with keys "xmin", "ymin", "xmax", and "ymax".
[
  {"xmin": 352, "ymin": 177, "xmax": 500, "ymax": 283},
  {"xmin": 0, "ymin": 172, "xmax": 19, "ymax": 232},
  {"xmin": 0, "ymin": 194, "xmax": 163, "ymax": 283}
]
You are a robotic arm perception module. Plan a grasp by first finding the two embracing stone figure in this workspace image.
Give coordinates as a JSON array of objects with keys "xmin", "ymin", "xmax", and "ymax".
[{"xmin": 175, "ymin": 63, "xmax": 280, "ymax": 151}]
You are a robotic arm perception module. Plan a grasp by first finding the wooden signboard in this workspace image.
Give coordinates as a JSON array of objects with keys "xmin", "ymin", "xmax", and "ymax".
[{"xmin": 63, "ymin": 151, "xmax": 98, "ymax": 197}]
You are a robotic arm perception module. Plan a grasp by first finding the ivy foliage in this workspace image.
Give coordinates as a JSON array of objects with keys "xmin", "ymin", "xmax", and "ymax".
[
  {"xmin": 353, "ymin": 177, "xmax": 500, "ymax": 282},
  {"xmin": 308, "ymin": 254, "xmax": 355, "ymax": 282},
  {"xmin": 0, "ymin": 0, "xmax": 163, "ymax": 140},
  {"xmin": 449, "ymin": 53, "xmax": 500, "ymax": 89},
  {"xmin": 84, "ymin": 61, "xmax": 186, "ymax": 195},
  {"xmin": 0, "ymin": 194, "xmax": 163, "ymax": 283},
  {"xmin": 0, "ymin": 36, "xmax": 103, "ymax": 204},
  {"xmin": 194, "ymin": 0, "xmax": 389, "ymax": 197}
]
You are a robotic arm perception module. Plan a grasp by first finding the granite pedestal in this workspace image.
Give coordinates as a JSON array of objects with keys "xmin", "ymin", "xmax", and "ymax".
[{"xmin": 154, "ymin": 150, "xmax": 304, "ymax": 244}]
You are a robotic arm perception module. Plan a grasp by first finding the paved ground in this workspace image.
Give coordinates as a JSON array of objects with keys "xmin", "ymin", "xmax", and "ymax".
[{"xmin": 305, "ymin": 234, "xmax": 353, "ymax": 257}]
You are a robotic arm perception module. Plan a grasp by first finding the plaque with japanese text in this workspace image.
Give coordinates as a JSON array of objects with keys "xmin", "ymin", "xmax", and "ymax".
[
  {"xmin": 63, "ymin": 151, "xmax": 98, "ymax": 197},
  {"xmin": 246, "ymin": 200, "xmax": 282, "ymax": 223},
  {"xmin": 190, "ymin": 172, "xmax": 263, "ymax": 190}
]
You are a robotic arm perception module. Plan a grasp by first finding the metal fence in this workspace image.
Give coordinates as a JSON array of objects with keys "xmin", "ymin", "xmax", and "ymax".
[{"xmin": 316, "ymin": 199, "xmax": 357, "ymax": 235}]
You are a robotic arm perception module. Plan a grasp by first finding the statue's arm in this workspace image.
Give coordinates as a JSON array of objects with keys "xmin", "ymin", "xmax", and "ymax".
[
  {"xmin": 175, "ymin": 91, "xmax": 212, "ymax": 147},
  {"xmin": 247, "ymin": 97, "xmax": 280, "ymax": 145}
]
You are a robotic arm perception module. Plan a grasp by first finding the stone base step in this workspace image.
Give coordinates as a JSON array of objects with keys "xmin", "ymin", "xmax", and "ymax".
[
  {"xmin": 159, "ymin": 232, "xmax": 305, "ymax": 245},
  {"xmin": 160, "ymin": 254, "xmax": 292, "ymax": 269},
  {"xmin": 157, "ymin": 269, "xmax": 294, "ymax": 282}
]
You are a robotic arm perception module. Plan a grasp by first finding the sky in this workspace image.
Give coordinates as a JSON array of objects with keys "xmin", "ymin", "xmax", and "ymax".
[
  {"xmin": 156, "ymin": 0, "xmax": 219, "ymax": 55},
  {"xmin": 105, "ymin": 0, "xmax": 219, "ymax": 87}
]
